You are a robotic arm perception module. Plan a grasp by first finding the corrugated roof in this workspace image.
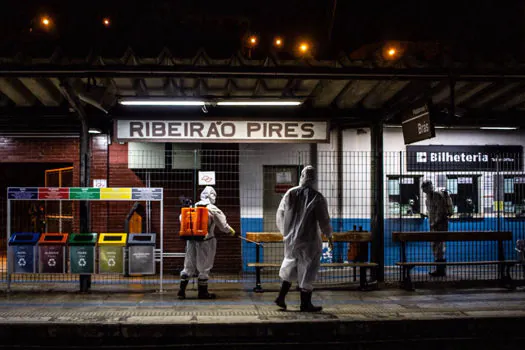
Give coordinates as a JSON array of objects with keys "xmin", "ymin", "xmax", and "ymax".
[{"xmin": 1, "ymin": 48, "xmax": 525, "ymax": 128}]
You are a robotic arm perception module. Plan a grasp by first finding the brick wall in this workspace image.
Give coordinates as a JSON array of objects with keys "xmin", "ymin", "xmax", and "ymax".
[{"xmin": 0, "ymin": 136, "xmax": 242, "ymax": 273}]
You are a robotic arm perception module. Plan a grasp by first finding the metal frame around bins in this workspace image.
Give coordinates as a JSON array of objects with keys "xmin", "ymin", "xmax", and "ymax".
[{"xmin": 5, "ymin": 187, "xmax": 174, "ymax": 292}]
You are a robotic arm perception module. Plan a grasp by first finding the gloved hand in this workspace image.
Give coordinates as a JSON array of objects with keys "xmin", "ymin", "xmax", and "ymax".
[
  {"xmin": 229, "ymin": 227, "xmax": 236, "ymax": 237},
  {"xmin": 328, "ymin": 237, "xmax": 334, "ymax": 251}
]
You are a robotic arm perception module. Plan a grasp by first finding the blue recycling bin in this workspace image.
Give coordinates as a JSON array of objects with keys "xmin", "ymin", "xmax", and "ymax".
[{"xmin": 8, "ymin": 232, "xmax": 41, "ymax": 273}]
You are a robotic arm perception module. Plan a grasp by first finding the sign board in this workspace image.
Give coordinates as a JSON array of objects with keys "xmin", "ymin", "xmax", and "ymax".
[
  {"xmin": 402, "ymin": 104, "xmax": 435, "ymax": 145},
  {"xmin": 276, "ymin": 171, "xmax": 292, "ymax": 184},
  {"xmin": 38, "ymin": 188, "xmax": 69, "ymax": 200},
  {"xmin": 116, "ymin": 120, "xmax": 329, "ymax": 143},
  {"xmin": 100, "ymin": 188, "xmax": 132, "ymax": 200},
  {"xmin": 7, "ymin": 187, "xmax": 164, "ymax": 201},
  {"xmin": 198, "ymin": 171, "xmax": 216, "ymax": 185},
  {"xmin": 70, "ymin": 188, "xmax": 101, "ymax": 200},
  {"xmin": 131, "ymin": 188, "xmax": 163, "ymax": 200},
  {"xmin": 8, "ymin": 187, "xmax": 38, "ymax": 200},
  {"xmin": 93, "ymin": 179, "xmax": 107, "ymax": 188},
  {"xmin": 407, "ymin": 145, "xmax": 524, "ymax": 171}
]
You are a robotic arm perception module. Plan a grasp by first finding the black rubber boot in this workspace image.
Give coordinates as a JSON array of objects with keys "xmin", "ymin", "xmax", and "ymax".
[
  {"xmin": 274, "ymin": 281, "xmax": 292, "ymax": 310},
  {"xmin": 300, "ymin": 290, "xmax": 322, "ymax": 312},
  {"xmin": 178, "ymin": 279, "xmax": 189, "ymax": 299},
  {"xmin": 197, "ymin": 279, "xmax": 216, "ymax": 299},
  {"xmin": 429, "ymin": 259, "xmax": 447, "ymax": 277}
]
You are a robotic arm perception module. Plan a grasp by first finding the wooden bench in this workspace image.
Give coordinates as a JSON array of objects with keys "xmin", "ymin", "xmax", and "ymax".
[
  {"xmin": 246, "ymin": 231, "xmax": 378, "ymax": 292},
  {"xmin": 393, "ymin": 231, "xmax": 518, "ymax": 291}
]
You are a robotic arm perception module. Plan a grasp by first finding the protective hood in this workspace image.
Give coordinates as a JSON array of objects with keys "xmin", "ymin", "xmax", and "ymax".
[
  {"xmin": 299, "ymin": 165, "xmax": 316, "ymax": 188},
  {"xmin": 200, "ymin": 186, "xmax": 217, "ymax": 204}
]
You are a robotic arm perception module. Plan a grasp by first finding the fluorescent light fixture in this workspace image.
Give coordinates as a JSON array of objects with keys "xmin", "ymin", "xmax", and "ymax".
[
  {"xmin": 88, "ymin": 128, "xmax": 102, "ymax": 134},
  {"xmin": 119, "ymin": 99, "xmax": 205, "ymax": 106},
  {"xmin": 216, "ymin": 100, "xmax": 302, "ymax": 106},
  {"xmin": 480, "ymin": 127, "xmax": 518, "ymax": 130}
]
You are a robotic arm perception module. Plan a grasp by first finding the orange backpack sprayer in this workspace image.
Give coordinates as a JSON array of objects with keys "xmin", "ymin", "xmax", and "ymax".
[{"xmin": 179, "ymin": 196, "xmax": 208, "ymax": 240}]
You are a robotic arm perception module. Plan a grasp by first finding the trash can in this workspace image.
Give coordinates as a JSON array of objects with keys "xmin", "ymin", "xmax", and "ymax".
[
  {"xmin": 68, "ymin": 233, "xmax": 97, "ymax": 274},
  {"xmin": 98, "ymin": 233, "xmax": 127, "ymax": 274},
  {"xmin": 8, "ymin": 232, "xmax": 40, "ymax": 273},
  {"xmin": 127, "ymin": 233, "xmax": 156, "ymax": 275},
  {"xmin": 38, "ymin": 233, "xmax": 68, "ymax": 273}
]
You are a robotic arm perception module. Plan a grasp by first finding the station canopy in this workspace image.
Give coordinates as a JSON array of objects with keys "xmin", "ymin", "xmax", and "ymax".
[{"xmin": 1, "ymin": 48, "xmax": 525, "ymax": 136}]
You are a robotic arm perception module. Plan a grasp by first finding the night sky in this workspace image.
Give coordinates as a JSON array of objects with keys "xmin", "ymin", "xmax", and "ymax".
[{"xmin": 1, "ymin": 0, "xmax": 524, "ymax": 60}]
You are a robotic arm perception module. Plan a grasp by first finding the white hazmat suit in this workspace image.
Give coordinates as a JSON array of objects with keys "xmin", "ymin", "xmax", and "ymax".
[
  {"xmin": 178, "ymin": 186, "xmax": 235, "ymax": 299},
  {"xmin": 275, "ymin": 165, "xmax": 332, "ymax": 312},
  {"xmin": 422, "ymin": 180, "xmax": 449, "ymax": 277}
]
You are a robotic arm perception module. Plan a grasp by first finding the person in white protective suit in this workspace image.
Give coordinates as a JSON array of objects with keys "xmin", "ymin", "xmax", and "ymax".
[
  {"xmin": 274, "ymin": 165, "xmax": 333, "ymax": 312},
  {"xmin": 178, "ymin": 186, "xmax": 236, "ymax": 299},
  {"xmin": 421, "ymin": 180, "xmax": 450, "ymax": 277}
]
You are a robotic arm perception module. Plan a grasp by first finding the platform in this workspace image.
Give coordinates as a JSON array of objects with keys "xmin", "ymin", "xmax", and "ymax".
[{"xmin": 0, "ymin": 283, "xmax": 524, "ymax": 349}]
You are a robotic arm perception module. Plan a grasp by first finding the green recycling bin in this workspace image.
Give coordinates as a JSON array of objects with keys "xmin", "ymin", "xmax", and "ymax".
[
  {"xmin": 98, "ymin": 233, "xmax": 127, "ymax": 274},
  {"xmin": 68, "ymin": 233, "xmax": 97, "ymax": 274}
]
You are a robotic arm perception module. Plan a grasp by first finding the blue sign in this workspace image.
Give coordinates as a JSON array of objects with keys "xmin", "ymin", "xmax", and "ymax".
[
  {"xmin": 8, "ymin": 187, "xmax": 38, "ymax": 200},
  {"xmin": 12, "ymin": 246, "xmax": 36, "ymax": 273}
]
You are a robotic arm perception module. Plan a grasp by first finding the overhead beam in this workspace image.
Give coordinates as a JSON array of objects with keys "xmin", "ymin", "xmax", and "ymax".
[
  {"xmin": 5, "ymin": 65, "xmax": 525, "ymax": 81},
  {"xmin": 0, "ymin": 78, "xmax": 36, "ymax": 106},
  {"xmin": 19, "ymin": 78, "xmax": 62, "ymax": 106}
]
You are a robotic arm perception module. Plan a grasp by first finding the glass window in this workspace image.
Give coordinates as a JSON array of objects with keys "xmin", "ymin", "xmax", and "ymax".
[
  {"xmin": 387, "ymin": 176, "xmax": 421, "ymax": 216},
  {"xmin": 446, "ymin": 175, "xmax": 479, "ymax": 215},
  {"xmin": 504, "ymin": 176, "xmax": 525, "ymax": 216}
]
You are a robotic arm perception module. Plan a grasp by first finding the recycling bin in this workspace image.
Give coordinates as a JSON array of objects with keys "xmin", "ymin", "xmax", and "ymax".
[
  {"xmin": 127, "ymin": 233, "xmax": 156, "ymax": 275},
  {"xmin": 68, "ymin": 233, "xmax": 97, "ymax": 274},
  {"xmin": 98, "ymin": 233, "xmax": 127, "ymax": 274},
  {"xmin": 8, "ymin": 232, "xmax": 40, "ymax": 273},
  {"xmin": 38, "ymin": 233, "xmax": 68, "ymax": 273}
]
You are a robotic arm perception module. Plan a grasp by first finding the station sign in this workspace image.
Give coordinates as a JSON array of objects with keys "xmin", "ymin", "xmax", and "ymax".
[
  {"xmin": 115, "ymin": 119, "xmax": 329, "ymax": 143},
  {"xmin": 407, "ymin": 145, "xmax": 523, "ymax": 171},
  {"xmin": 402, "ymin": 104, "xmax": 435, "ymax": 145}
]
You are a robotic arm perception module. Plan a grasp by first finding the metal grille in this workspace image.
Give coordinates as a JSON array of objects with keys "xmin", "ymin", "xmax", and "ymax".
[
  {"xmin": 384, "ymin": 150, "xmax": 525, "ymax": 284},
  {"xmin": 1, "ymin": 146, "xmax": 524, "ymax": 290}
]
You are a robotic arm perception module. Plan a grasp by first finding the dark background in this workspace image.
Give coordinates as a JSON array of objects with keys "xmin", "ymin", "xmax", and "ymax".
[{"xmin": 1, "ymin": 0, "xmax": 524, "ymax": 60}]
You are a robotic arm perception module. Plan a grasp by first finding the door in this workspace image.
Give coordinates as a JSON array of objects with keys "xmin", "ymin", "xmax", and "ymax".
[
  {"xmin": 262, "ymin": 165, "xmax": 299, "ymax": 264},
  {"xmin": 45, "ymin": 167, "xmax": 74, "ymax": 233}
]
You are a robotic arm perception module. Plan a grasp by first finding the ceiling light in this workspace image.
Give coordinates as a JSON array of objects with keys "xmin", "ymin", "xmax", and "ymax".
[
  {"xmin": 41, "ymin": 17, "xmax": 51, "ymax": 27},
  {"xmin": 119, "ymin": 99, "xmax": 205, "ymax": 106},
  {"xmin": 480, "ymin": 127, "xmax": 518, "ymax": 130},
  {"xmin": 103, "ymin": 18, "xmax": 111, "ymax": 27},
  {"xmin": 216, "ymin": 100, "xmax": 303, "ymax": 106},
  {"xmin": 88, "ymin": 128, "xmax": 102, "ymax": 134}
]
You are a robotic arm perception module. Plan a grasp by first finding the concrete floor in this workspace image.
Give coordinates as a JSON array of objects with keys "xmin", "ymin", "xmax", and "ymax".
[
  {"xmin": 0, "ymin": 282, "xmax": 524, "ymax": 323},
  {"xmin": 0, "ymin": 283, "xmax": 525, "ymax": 349}
]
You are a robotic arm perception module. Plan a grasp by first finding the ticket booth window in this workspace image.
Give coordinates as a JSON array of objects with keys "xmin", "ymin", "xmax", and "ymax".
[
  {"xmin": 446, "ymin": 175, "xmax": 480, "ymax": 215},
  {"xmin": 387, "ymin": 176, "xmax": 421, "ymax": 216},
  {"xmin": 503, "ymin": 176, "xmax": 525, "ymax": 217}
]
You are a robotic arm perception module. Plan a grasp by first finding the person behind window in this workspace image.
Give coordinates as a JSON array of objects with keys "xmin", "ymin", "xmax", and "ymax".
[{"xmin": 421, "ymin": 180, "xmax": 450, "ymax": 277}]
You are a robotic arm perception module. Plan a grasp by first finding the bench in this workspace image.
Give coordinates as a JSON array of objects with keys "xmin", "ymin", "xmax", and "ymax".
[
  {"xmin": 393, "ymin": 231, "xmax": 518, "ymax": 291},
  {"xmin": 246, "ymin": 231, "xmax": 378, "ymax": 292}
]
